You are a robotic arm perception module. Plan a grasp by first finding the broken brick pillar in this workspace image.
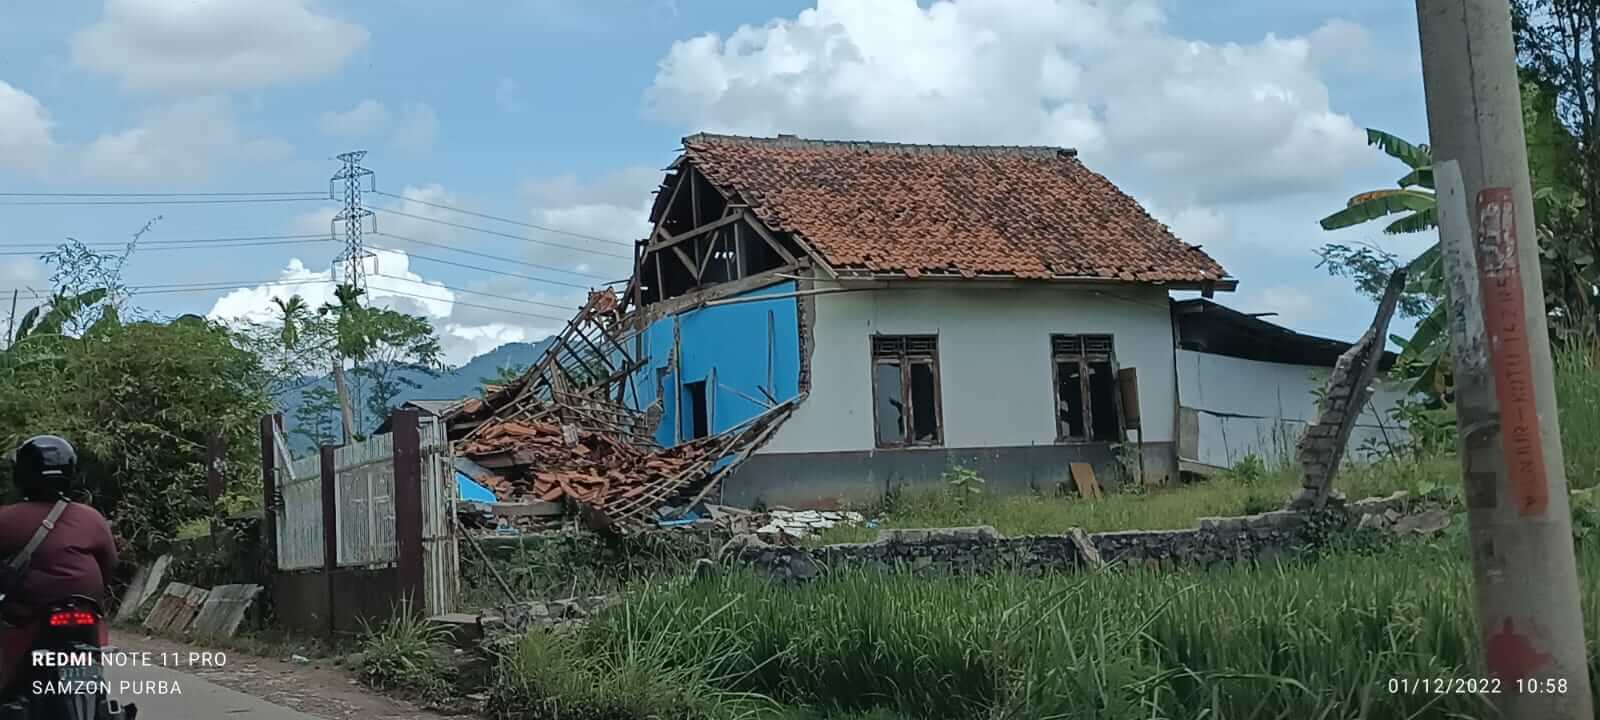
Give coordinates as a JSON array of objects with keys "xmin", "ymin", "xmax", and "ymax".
[{"xmin": 1291, "ymin": 269, "xmax": 1407, "ymax": 509}]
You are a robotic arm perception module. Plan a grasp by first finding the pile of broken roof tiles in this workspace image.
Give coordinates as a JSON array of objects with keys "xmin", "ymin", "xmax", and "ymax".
[{"xmin": 454, "ymin": 412, "xmax": 787, "ymax": 530}]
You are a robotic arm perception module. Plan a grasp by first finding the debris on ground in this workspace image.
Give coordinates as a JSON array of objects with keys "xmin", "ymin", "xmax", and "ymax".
[
  {"xmin": 141, "ymin": 582, "xmax": 263, "ymax": 638},
  {"xmin": 754, "ymin": 510, "xmax": 867, "ymax": 543},
  {"xmin": 1358, "ymin": 507, "xmax": 1453, "ymax": 536},
  {"xmin": 456, "ymin": 400, "xmax": 798, "ymax": 531}
]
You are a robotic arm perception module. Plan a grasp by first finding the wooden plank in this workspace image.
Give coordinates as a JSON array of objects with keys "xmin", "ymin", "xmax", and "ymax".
[
  {"xmin": 188, "ymin": 584, "xmax": 264, "ymax": 640},
  {"xmin": 142, "ymin": 583, "xmax": 192, "ymax": 631},
  {"xmin": 116, "ymin": 554, "xmax": 172, "ymax": 623},
  {"xmin": 645, "ymin": 213, "xmax": 743, "ymax": 254},
  {"xmin": 1070, "ymin": 463, "xmax": 1102, "ymax": 499}
]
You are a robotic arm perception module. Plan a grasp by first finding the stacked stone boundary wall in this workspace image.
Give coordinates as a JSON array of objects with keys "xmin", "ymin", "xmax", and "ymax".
[{"xmin": 724, "ymin": 491, "xmax": 1415, "ymax": 581}]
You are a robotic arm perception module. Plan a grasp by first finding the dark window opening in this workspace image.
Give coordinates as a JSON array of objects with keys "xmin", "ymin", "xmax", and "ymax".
[
  {"xmin": 1088, "ymin": 360, "xmax": 1120, "ymax": 441},
  {"xmin": 872, "ymin": 335, "xmax": 942, "ymax": 447},
  {"xmin": 682, "ymin": 380, "xmax": 709, "ymax": 440},
  {"xmin": 1055, "ymin": 361, "xmax": 1085, "ymax": 438},
  {"xmin": 874, "ymin": 361, "xmax": 904, "ymax": 446},
  {"xmin": 1052, "ymin": 334, "xmax": 1125, "ymax": 442}
]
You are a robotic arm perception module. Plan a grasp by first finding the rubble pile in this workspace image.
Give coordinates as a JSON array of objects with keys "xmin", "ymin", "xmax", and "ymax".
[{"xmin": 459, "ymin": 419, "xmax": 716, "ymax": 510}]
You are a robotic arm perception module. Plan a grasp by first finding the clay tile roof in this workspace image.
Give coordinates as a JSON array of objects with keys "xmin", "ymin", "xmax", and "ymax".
[{"xmin": 678, "ymin": 133, "xmax": 1229, "ymax": 285}]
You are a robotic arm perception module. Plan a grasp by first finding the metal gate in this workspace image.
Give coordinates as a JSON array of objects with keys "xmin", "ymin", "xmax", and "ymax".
[{"xmin": 265, "ymin": 409, "xmax": 460, "ymax": 634}]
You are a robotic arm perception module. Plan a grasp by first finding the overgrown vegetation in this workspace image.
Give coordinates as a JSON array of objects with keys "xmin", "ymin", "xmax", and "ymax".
[
  {"xmin": 0, "ymin": 237, "xmax": 272, "ymax": 555},
  {"xmin": 357, "ymin": 608, "xmax": 459, "ymax": 703},
  {"xmin": 490, "ymin": 533, "xmax": 1600, "ymax": 719},
  {"xmin": 462, "ymin": 531, "xmax": 723, "ymax": 606}
]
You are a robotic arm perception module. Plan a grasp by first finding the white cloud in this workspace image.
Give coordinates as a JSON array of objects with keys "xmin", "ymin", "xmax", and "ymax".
[
  {"xmin": 392, "ymin": 103, "xmax": 438, "ymax": 154},
  {"xmin": 80, "ymin": 96, "xmax": 292, "ymax": 184},
  {"xmin": 647, "ymin": 0, "xmax": 1372, "ymax": 210},
  {"xmin": 71, "ymin": 0, "xmax": 367, "ymax": 94},
  {"xmin": 320, "ymin": 99, "xmax": 389, "ymax": 137},
  {"xmin": 519, "ymin": 166, "xmax": 656, "ymax": 281},
  {"xmin": 0, "ymin": 81, "xmax": 58, "ymax": 176},
  {"xmin": 495, "ymin": 78, "xmax": 525, "ymax": 113}
]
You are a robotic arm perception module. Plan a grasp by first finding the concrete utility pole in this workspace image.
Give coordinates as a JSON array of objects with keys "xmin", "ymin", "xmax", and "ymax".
[{"xmin": 1417, "ymin": 1, "xmax": 1593, "ymax": 716}]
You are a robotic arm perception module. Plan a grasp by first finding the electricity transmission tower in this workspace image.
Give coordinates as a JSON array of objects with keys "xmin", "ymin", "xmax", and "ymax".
[{"xmin": 330, "ymin": 150, "xmax": 376, "ymax": 292}]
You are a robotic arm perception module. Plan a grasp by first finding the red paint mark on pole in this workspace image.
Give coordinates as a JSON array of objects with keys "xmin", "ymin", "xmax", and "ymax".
[
  {"xmin": 1474, "ymin": 188, "xmax": 1548, "ymax": 516},
  {"xmin": 1485, "ymin": 617, "xmax": 1553, "ymax": 680}
]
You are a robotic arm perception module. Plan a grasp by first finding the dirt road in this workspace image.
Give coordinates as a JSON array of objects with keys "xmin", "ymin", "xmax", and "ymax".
[{"xmin": 107, "ymin": 632, "xmax": 461, "ymax": 720}]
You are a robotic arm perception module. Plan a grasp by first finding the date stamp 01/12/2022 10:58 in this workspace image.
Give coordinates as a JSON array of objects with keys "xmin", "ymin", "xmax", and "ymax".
[
  {"xmin": 1386, "ymin": 676, "xmax": 1570, "ymax": 696},
  {"xmin": 27, "ymin": 649, "xmax": 229, "ymax": 697}
]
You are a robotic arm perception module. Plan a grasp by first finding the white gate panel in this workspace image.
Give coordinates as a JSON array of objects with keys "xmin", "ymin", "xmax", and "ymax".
[
  {"xmin": 334, "ymin": 433, "xmax": 398, "ymax": 566},
  {"xmin": 276, "ymin": 454, "xmax": 324, "ymax": 571}
]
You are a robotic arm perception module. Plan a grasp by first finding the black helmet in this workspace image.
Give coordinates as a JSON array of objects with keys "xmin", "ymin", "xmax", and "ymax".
[{"xmin": 13, "ymin": 435, "xmax": 78, "ymax": 500}]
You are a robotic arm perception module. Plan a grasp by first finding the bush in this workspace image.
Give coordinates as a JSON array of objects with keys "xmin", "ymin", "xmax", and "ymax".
[
  {"xmin": 357, "ymin": 609, "xmax": 458, "ymax": 702},
  {"xmin": 1226, "ymin": 454, "xmax": 1267, "ymax": 485}
]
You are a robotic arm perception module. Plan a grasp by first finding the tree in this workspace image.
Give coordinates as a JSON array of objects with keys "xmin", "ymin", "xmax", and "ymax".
[
  {"xmin": 1317, "ymin": 82, "xmax": 1592, "ymax": 400},
  {"xmin": 315, "ymin": 285, "xmax": 443, "ymax": 439},
  {"xmin": 291, "ymin": 385, "xmax": 341, "ymax": 448},
  {"xmin": 0, "ymin": 241, "xmax": 271, "ymax": 555},
  {"xmin": 1514, "ymin": 0, "xmax": 1599, "ymax": 332}
]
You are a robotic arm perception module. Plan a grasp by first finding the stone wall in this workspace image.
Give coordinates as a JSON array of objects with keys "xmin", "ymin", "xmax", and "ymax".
[{"xmin": 726, "ymin": 491, "xmax": 1416, "ymax": 581}]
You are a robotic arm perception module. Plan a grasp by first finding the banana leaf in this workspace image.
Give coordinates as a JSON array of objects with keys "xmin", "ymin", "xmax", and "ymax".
[
  {"xmin": 1319, "ymin": 189, "xmax": 1435, "ymax": 231},
  {"xmin": 1365, "ymin": 128, "xmax": 1432, "ymax": 170}
]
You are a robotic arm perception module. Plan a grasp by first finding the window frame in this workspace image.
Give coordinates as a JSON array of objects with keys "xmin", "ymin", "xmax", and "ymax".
[
  {"xmin": 869, "ymin": 334, "xmax": 944, "ymax": 449},
  {"xmin": 1051, "ymin": 334, "xmax": 1127, "ymax": 443}
]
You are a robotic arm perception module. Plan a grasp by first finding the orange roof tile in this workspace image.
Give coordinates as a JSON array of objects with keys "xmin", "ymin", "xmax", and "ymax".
[{"xmin": 676, "ymin": 133, "xmax": 1229, "ymax": 285}]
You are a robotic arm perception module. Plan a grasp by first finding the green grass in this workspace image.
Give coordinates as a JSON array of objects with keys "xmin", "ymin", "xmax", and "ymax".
[
  {"xmin": 493, "ymin": 537, "xmax": 1600, "ymax": 720},
  {"xmin": 814, "ymin": 456, "xmax": 1457, "ymax": 545},
  {"xmin": 1558, "ymin": 342, "xmax": 1600, "ymax": 488},
  {"xmin": 356, "ymin": 607, "xmax": 459, "ymax": 702}
]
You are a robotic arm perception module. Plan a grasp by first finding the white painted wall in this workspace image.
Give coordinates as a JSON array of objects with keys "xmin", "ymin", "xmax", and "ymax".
[
  {"xmin": 762, "ymin": 283, "xmax": 1177, "ymax": 454},
  {"xmin": 1175, "ymin": 349, "xmax": 1411, "ymax": 470}
]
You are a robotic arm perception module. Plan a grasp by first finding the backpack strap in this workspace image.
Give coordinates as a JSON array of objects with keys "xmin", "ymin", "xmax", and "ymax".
[{"xmin": 5, "ymin": 500, "xmax": 69, "ymax": 571}]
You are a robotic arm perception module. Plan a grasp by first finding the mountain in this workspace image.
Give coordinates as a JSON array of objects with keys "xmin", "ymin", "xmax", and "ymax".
[{"xmin": 278, "ymin": 337, "xmax": 554, "ymax": 453}]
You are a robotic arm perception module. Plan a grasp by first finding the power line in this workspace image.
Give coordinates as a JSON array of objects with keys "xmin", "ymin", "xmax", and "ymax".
[
  {"xmin": 373, "ymin": 230, "xmax": 606, "ymax": 279},
  {"xmin": 0, "ymin": 277, "xmax": 333, "ymax": 298},
  {"xmin": 0, "ymin": 197, "xmax": 329, "ymax": 207},
  {"xmin": 368, "ymin": 244, "xmax": 595, "ymax": 291},
  {"xmin": 371, "ymin": 189, "xmax": 635, "ymax": 247},
  {"xmin": 0, "ymin": 191, "xmax": 323, "ymax": 198},
  {"xmin": 372, "ymin": 207, "xmax": 634, "ymax": 260},
  {"xmin": 0, "ymin": 239, "xmax": 329, "ymax": 257},
  {"xmin": 378, "ymin": 286, "xmax": 572, "ymax": 323},
  {"xmin": 371, "ymin": 273, "xmax": 580, "ymax": 312},
  {"xmin": 0, "ymin": 233, "xmax": 330, "ymax": 250}
]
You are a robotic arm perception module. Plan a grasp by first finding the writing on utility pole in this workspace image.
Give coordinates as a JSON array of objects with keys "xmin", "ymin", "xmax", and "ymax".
[{"xmin": 1473, "ymin": 188, "xmax": 1548, "ymax": 515}]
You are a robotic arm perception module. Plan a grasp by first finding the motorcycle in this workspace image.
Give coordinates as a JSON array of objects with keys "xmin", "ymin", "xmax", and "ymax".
[{"xmin": 0, "ymin": 595, "xmax": 137, "ymax": 720}]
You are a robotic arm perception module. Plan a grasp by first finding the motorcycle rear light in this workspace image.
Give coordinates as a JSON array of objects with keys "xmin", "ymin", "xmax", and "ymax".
[{"xmin": 48, "ymin": 610, "xmax": 98, "ymax": 627}]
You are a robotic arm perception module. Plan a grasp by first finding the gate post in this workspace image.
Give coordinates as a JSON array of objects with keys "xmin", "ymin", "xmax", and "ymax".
[
  {"xmin": 259, "ymin": 414, "xmax": 282, "ymax": 569},
  {"xmin": 320, "ymin": 443, "xmax": 339, "ymax": 638},
  {"xmin": 391, "ymin": 409, "xmax": 426, "ymax": 617}
]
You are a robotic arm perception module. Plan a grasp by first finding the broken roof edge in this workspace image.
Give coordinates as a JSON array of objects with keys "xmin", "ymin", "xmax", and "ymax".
[
  {"xmin": 1172, "ymin": 298, "xmax": 1398, "ymax": 369},
  {"xmin": 683, "ymin": 132, "xmax": 1079, "ymax": 159}
]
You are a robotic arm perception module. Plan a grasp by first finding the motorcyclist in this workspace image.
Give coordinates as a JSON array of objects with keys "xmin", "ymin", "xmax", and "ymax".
[{"xmin": 0, "ymin": 436, "xmax": 118, "ymax": 696}]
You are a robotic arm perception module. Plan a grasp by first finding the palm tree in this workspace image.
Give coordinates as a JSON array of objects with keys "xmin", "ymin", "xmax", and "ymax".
[
  {"xmin": 271, "ymin": 295, "xmax": 308, "ymax": 349},
  {"xmin": 318, "ymin": 285, "xmax": 369, "ymax": 445}
]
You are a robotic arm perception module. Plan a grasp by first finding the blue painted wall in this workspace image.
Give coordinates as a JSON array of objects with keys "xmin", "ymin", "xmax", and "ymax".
[{"xmin": 628, "ymin": 281, "xmax": 802, "ymax": 447}]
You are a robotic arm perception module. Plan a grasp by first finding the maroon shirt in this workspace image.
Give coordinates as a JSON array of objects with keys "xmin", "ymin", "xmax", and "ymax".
[{"xmin": 0, "ymin": 501, "xmax": 117, "ymax": 616}]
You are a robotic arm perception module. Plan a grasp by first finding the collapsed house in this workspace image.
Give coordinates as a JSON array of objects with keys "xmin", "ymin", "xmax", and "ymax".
[{"xmin": 434, "ymin": 132, "xmax": 1410, "ymax": 519}]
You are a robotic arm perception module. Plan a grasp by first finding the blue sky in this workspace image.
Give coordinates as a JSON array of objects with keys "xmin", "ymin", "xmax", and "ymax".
[{"xmin": 0, "ymin": 0, "xmax": 1435, "ymax": 365}]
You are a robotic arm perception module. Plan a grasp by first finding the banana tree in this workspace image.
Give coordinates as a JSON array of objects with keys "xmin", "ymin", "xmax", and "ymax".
[{"xmin": 1319, "ymin": 130, "xmax": 1450, "ymax": 398}]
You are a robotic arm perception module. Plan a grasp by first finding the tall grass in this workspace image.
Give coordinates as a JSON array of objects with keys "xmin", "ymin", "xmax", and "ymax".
[
  {"xmin": 1558, "ymin": 341, "xmax": 1600, "ymax": 488},
  {"xmin": 502, "ymin": 538, "xmax": 1600, "ymax": 719}
]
